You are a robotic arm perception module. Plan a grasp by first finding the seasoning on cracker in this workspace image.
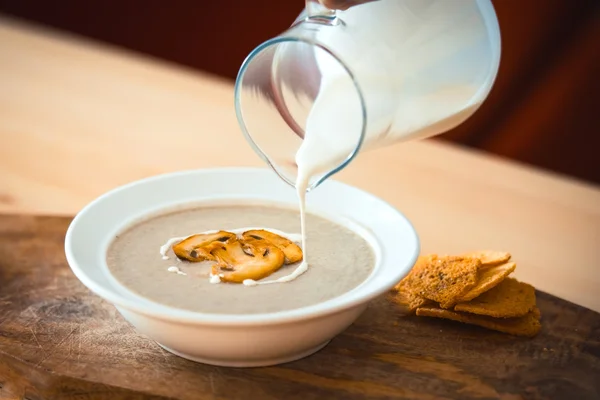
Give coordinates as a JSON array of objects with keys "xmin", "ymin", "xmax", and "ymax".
[
  {"xmin": 391, "ymin": 277, "xmax": 431, "ymax": 314},
  {"xmin": 458, "ymin": 262, "xmax": 516, "ymax": 302},
  {"xmin": 455, "ymin": 277, "xmax": 536, "ymax": 318},
  {"xmin": 416, "ymin": 305, "xmax": 541, "ymax": 337},
  {"xmin": 407, "ymin": 255, "xmax": 480, "ymax": 309},
  {"xmin": 462, "ymin": 250, "xmax": 511, "ymax": 267}
]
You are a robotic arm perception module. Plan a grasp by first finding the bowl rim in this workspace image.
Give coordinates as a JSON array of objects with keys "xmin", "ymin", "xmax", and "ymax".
[{"xmin": 65, "ymin": 167, "xmax": 419, "ymax": 326}]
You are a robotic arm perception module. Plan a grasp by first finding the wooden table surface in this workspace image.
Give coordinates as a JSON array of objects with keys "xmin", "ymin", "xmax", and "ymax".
[
  {"xmin": 1, "ymin": 214, "xmax": 599, "ymax": 400},
  {"xmin": 0, "ymin": 15, "xmax": 599, "ymax": 399}
]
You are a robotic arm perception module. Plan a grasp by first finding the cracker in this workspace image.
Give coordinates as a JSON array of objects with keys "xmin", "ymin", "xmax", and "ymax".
[
  {"xmin": 393, "ymin": 255, "xmax": 427, "ymax": 292},
  {"xmin": 458, "ymin": 262, "xmax": 516, "ymax": 302},
  {"xmin": 407, "ymin": 255, "xmax": 480, "ymax": 309},
  {"xmin": 391, "ymin": 278, "xmax": 431, "ymax": 314},
  {"xmin": 462, "ymin": 250, "xmax": 511, "ymax": 267},
  {"xmin": 455, "ymin": 278, "xmax": 536, "ymax": 318},
  {"xmin": 416, "ymin": 305, "xmax": 541, "ymax": 337}
]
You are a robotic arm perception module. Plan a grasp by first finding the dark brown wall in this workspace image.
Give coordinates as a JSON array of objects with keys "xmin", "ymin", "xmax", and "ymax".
[{"xmin": 1, "ymin": 0, "xmax": 599, "ymax": 184}]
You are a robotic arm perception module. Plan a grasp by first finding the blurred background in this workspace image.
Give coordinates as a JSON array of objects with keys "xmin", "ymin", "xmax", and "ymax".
[{"xmin": 0, "ymin": 0, "xmax": 598, "ymax": 184}]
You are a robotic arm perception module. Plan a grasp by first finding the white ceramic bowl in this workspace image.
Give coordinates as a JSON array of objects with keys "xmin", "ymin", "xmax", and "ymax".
[{"xmin": 65, "ymin": 168, "xmax": 419, "ymax": 367}]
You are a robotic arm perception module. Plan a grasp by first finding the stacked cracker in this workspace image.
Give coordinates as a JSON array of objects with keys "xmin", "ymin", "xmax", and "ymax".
[{"xmin": 392, "ymin": 251, "xmax": 540, "ymax": 337}]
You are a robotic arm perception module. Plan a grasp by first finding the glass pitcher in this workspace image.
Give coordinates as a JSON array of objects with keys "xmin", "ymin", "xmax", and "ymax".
[{"xmin": 234, "ymin": 0, "xmax": 501, "ymax": 191}]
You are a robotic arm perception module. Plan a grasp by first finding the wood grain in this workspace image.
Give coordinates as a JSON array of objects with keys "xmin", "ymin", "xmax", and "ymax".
[
  {"xmin": 1, "ymin": 215, "xmax": 599, "ymax": 400},
  {"xmin": 0, "ymin": 16, "xmax": 599, "ymax": 315}
]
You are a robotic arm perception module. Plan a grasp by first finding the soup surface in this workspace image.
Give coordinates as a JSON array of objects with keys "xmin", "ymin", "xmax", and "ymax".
[{"xmin": 106, "ymin": 204, "xmax": 376, "ymax": 314}]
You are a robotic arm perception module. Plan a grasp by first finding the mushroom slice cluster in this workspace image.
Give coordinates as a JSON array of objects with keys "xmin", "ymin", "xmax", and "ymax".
[
  {"xmin": 171, "ymin": 229, "xmax": 304, "ymax": 283},
  {"xmin": 211, "ymin": 238, "xmax": 285, "ymax": 283},
  {"xmin": 242, "ymin": 230, "xmax": 303, "ymax": 264},
  {"xmin": 173, "ymin": 231, "xmax": 236, "ymax": 262}
]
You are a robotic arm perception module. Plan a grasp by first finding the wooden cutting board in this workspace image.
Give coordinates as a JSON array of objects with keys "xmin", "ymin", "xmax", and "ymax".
[{"xmin": 1, "ymin": 214, "xmax": 599, "ymax": 400}]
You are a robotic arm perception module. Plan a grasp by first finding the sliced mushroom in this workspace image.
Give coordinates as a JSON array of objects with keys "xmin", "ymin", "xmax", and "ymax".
[
  {"xmin": 211, "ymin": 238, "xmax": 285, "ymax": 283},
  {"xmin": 242, "ymin": 230, "xmax": 303, "ymax": 264},
  {"xmin": 173, "ymin": 231, "xmax": 236, "ymax": 262}
]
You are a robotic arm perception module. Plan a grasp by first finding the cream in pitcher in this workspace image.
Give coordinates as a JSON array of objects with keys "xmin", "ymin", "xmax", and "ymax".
[{"xmin": 236, "ymin": 0, "xmax": 501, "ymax": 189}]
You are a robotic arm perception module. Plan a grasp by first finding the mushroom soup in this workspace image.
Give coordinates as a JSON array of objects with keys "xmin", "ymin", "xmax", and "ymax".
[{"xmin": 106, "ymin": 204, "xmax": 376, "ymax": 314}]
